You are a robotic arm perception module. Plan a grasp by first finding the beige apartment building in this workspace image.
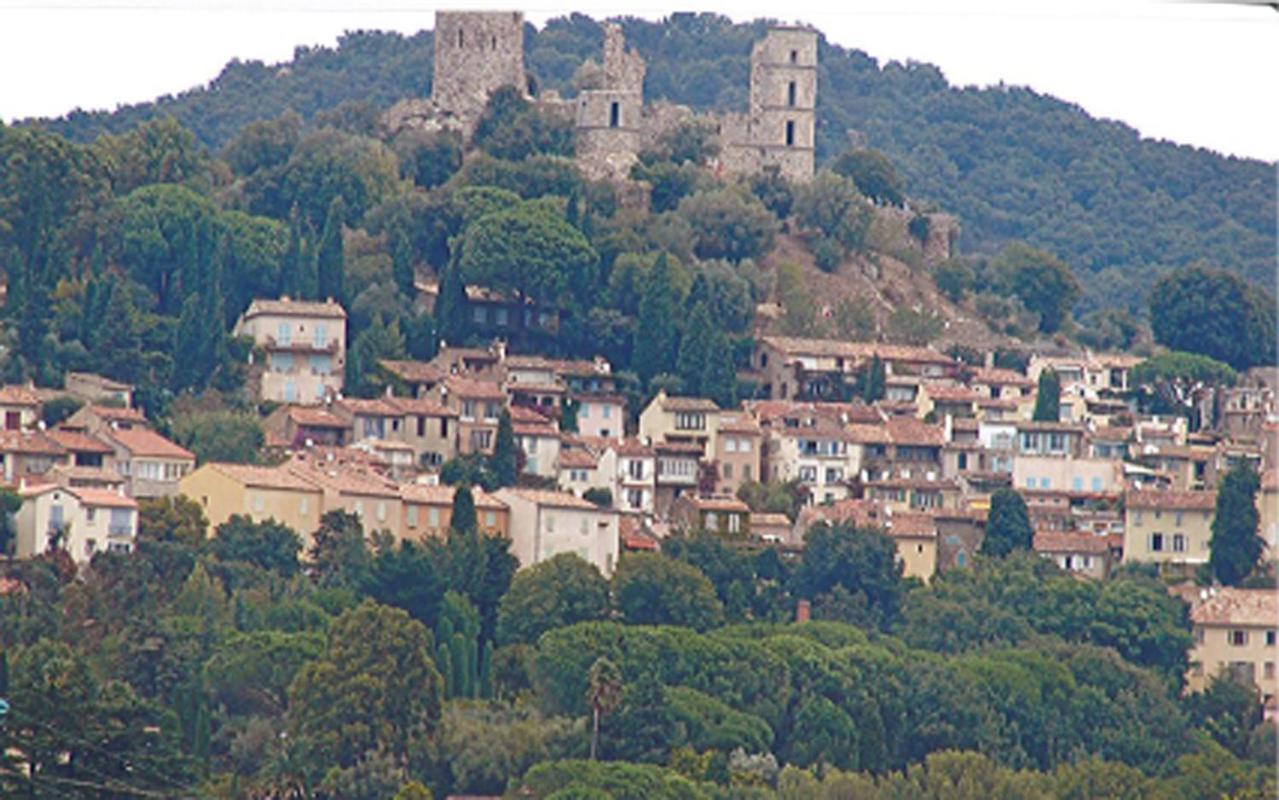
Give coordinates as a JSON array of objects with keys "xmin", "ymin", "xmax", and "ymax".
[
  {"xmin": 1187, "ymin": 588, "xmax": 1277, "ymax": 709},
  {"xmin": 1122, "ymin": 489, "xmax": 1217, "ymax": 569},
  {"xmin": 713, "ymin": 412, "xmax": 761, "ymax": 497},
  {"xmin": 100, "ymin": 427, "xmax": 195, "ymax": 498},
  {"xmin": 400, "ymin": 483, "xmax": 509, "ymax": 541},
  {"xmin": 639, "ymin": 391, "xmax": 720, "ymax": 458},
  {"xmin": 15, "ymin": 484, "xmax": 138, "ymax": 564},
  {"xmin": 496, "ymin": 487, "xmax": 621, "ymax": 576},
  {"xmin": 181, "ymin": 463, "xmax": 324, "ymax": 544},
  {"xmin": 235, "ymin": 298, "xmax": 347, "ymax": 404}
]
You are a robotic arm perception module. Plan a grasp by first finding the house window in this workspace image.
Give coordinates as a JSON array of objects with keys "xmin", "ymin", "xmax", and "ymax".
[
  {"xmin": 1134, "ymin": 510, "xmax": 1144, "ymax": 525},
  {"xmin": 1091, "ymin": 476, "xmax": 1102, "ymax": 491},
  {"xmin": 825, "ymin": 467, "xmax": 843, "ymax": 483},
  {"xmin": 428, "ymin": 507, "xmax": 441, "ymax": 528},
  {"xmin": 253, "ymin": 493, "xmax": 265, "ymax": 512},
  {"xmin": 376, "ymin": 502, "xmax": 387, "ymax": 522},
  {"xmin": 1150, "ymin": 533, "xmax": 1163, "ymax": 552},
  {"xmin": 313, "ymin": 324, "xmax": 327, "ymax": 348},
  {"xmin": 602, "ymin": 405, "xmax": 612, "ymax": 419},
  {"xmin": 725, "ymin": 437, "xmax": 737, "ymax": 453},
  {"xmin": 1175, "ymin": 511, "xmax": 1184, "ymax": 527},
  {"xmin": 473, "ymin": 307, "xmax": 487, "ymax": 324},
  {"xmin": 1172, "ymin": 533, "xmax": 1186, "ymax": 553},
  {"xmin": 722, "ymin": 463, "xmax": 733, "ymax": 479},
  {"xmin": 309, "ymin": 355, "xmax": 331, "ymax": 375},
  {"xmin": 300, "ymin": 497, "xmax": 309, "ymax": 515},
  {"xmin": 283, "ymin": 382, "xmax": 297, "ymax": 403},
  {"xmin": 728, "ymin": 514, "xmax": 741, "ymax": 534},
  {"xmin": 470, "ymin": 430, "xmax": 493, "ymax": 451},
  {"xmin": 1266, "ymin": 662, "xmax": 1276, "ymax": 680},
  {"xmin": 798, "ymin": 466, "xmax": 817, "ymax": 483},
  {"xmin": 461, "ymin": 400, "xmax": 476, "ymax": 420},
  {"xmin": 86, "ymin": 507, "xmax": 96, "ymax": 524},
  {"xmin": 1230, "ymin": 630, "xmax": 1248, "ymax": 647},
  {"xmin": 485, "ymin": 511, "xmax": 497, "ymax": 528},
  {"xmin": 272, "ymin": 353, "xmax": 294, "ymax": 372},
  {"xmin": 406, "ymin": 506, "xmax": 418, "ymax": 527},
  {"xmin": 705, "ymin": 512, "xmax": 718, "ymax": 530},
  {"xmin": 276, "ymin": 322, "xmax": 291, "ymax": 346},
  {"xmin": 627, "ymin": 489, "xmax": 644, "ymax": 508},
  {"xmin": 353, "ymin": 501, "xmax": 364, "ymax": 518},
  {"xmin": 609, "ymin": 101, "xmax": 620, "ymax": 128},
  {"xmin": 1267, "ymin": 630, "xmax": 1276, "ymax": 647},
  {"xmin": 1072, "ymin": 477, "xmax": 1083, "ymax": 491}
]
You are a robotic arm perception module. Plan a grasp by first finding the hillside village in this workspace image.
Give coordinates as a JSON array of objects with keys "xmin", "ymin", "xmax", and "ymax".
[{"xmin": 1, "ymin": 8, "xmax": 1276, "ymax": 799}]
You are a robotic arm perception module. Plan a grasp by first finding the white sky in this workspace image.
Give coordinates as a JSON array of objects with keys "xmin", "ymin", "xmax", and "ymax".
[{"xmin": 0, "ymin": 0, "xmax": 1276, "ymax": 161}]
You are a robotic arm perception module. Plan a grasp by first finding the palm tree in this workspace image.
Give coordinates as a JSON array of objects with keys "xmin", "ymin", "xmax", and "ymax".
[{"xmin": 586, "ymin": 657, "xmax": 622, "ymax": 760}]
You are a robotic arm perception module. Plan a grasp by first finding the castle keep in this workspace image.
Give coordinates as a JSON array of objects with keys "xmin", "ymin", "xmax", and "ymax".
[{"xmin": 387, "ymin": 11, "xmax": 819, "ymax": 184}]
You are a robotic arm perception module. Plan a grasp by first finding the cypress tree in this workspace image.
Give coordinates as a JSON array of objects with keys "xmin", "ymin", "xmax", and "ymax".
[
  {"xmin": 281, "ymin": 205, "xmax": 303, "ymax": 297},
  {"xmin": 450, "ymin": 631, "xmax": 471, "ymax": 698},
  {"xmin": 97, "ymin": 277, "xmax": 143, "ymax": 383},
  {"xmin": 392, "ymin": 228, "xmax": 415, "ymax": 298},
  {"xmin": 980, "ymin": 488, "xmax": 1034, "ymax": 557},
  {"xmin": 676, "ymin": 302, "xmax": 713, "ymax": 395},
  {"xmin": 316, "ymin": 196, "xmax": 347, "ymax": 304},
  {"xmin": 1032, "ymin": 368, "xmax": 1061, "ymax": 422},
  {"xmin": 1209, "ymin": 464, "xmax": 1263, "ymax": 586},
  {"xmin": 862, "ymin": 354, "xmax": 886, "ymax": 403},
  {"xmin": 491, "ymin": 410, "xmax": 518, "ymax": 488},
  {"xmin": 479, "ymin": 639, "xmax": 494, "ymax": 699},
  {"xmin": 633, "ymin": 253, "xmax": 679, "ymax": 386},
  {"xmin": 434, "ymin": 262, "xmax": 471, "ymax": 347},
  {"xmin": 450, "ymin": 484, "xmax": 478, "ymax": 534},
  {"xmin": 297, "ymin": 220, "xmax": 319, "ymax": 301},
  {"xmin": 701, "ymin": 329, "xmax": 737, "ymax": 408}
]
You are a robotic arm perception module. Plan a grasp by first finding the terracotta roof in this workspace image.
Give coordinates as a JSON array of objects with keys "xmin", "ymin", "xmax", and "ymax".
[
  {"xmin": 1033, "ymin": 531, "xmax": 1110, "ymax": 554},
  {"xmin": 243, "ymin": 298, "xmax": 346, "ymax": 320},
  {"xmin": 0, "ymin": 431, "xmax": 67, "ymax": 456},
  {"xmin": 400, "ymin": 483, "xmax": 507, "ymax": 510},
  {"xmin": 288, "ymin": 406, "xmax": 349, "ymax": 428},
  {"xmin": 288, "ymin": 462, "xmax": 400, "ymax": 498},
  {"xmin": 976, "ymin": 397, "xmax": 1019, "ymax": 410},
  {"xmin": 745, "ymin": 400, "xmax": 883, "ymax": 426},
  {"xmin": 89, "ymin": 405, "xmax": 148, "ymax": 423},
  {"xmin": 0, "ymin": 386, "xmax": 41, "ymax": 406},
  {"xmin": 497, "ymin": 487, "xmax": 608, "ymax": 511},
  {"xmin": 717, "ymin": 413, "xmax": 760, "ymax": 434},
  {"xmin": 1017, "ymin": 421, "xmax": 1087, "ymax": 434},
  {"xmin": 687, "ymin": 496, "xmax": 750, "ymax": 513},
  {"xmin": 846, "ymin": 424, "xmax": 892, "ymax": 445},
  {"xmin": 45, "ymin": 429, "xmax": 113, "ymax": 454},
  {"xmin": 210, "ymin": 463, "xmax": 321, "ymax": 492},
  {"xmin": 385, "ymin": 396, "xmax": 456, "ymax": 417},
  {"xmin": 444, "ymin": 375, "xmax": 507, "ymax": 400},
  {"xmin": 72, "ymin": 488, "xmax": 138, "ymax": 509},
  {"xmin": 620, "ymin": 516, "xmax": 659, "ymax": 551},
  {"xmin": 759, "ymin": 335, "xmax": 954, "ymax": 365},
  {"xmin": 970, "ymin": 367, "xmax": 1034, "ymax": 387},
  {"xmin": 1191, "ymin": 588, "xmax": 1278, "ymax": 627},
  {"xmin": 613, "ymin": 438, "xmax": 654, "ymax": 457},
  {"xmin": 1126, "ymin": 489, "xmax": 1217, "ymax": 511},
  {"xmin": 659, "ymin": 395, "xmax": 719, "ymax": 413},
  {"xmin": 923, "ymin": 383, "xmax": 980, "ymax": 402},
  {"xmin": 558, "ymin": 449, "xmax": 599, "ymax": 469},
  {"xmin": 750, "ymin": 512, "xmax": 792, "ymax": 528},
  {"xmin": 1091, "ymin": 426, "xmax": 1132, "ymax": 441},
  {"xmin": 379, "ymin": 359, "xmax": 445, "ymax": 384},
  {"xmin": 336, "ymin": 397, "xmax": 401, "ymax": 417},
  {"xmin": 551, "ymin": 358, "xmax": 610, "ymax": 377},
  {"xmin": 885, "ymin": 417, "xmax": 946, "ymax": 447},
  {"xmin": 47, "ymin": 465, "xmax": 124, "ymax": 486},
  {"xmin": 797, "ymin": 499, "xmax": 935, "ymax": 538},
  {"xmin": 104, "ymin": 428, "xmax": 194, "ymax": 460}
]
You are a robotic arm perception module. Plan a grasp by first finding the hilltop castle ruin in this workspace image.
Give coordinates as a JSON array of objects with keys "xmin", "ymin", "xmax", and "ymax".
[{"xmin": 385, "ymin": 11, "xmax": 819, "ymax": 183}]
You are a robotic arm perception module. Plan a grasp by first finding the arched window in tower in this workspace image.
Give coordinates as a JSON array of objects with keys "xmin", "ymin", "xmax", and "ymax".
[
  {"xmin": 789, "ymin": 50, "xmax": 798, "ymax": 64},
  {"xmin": 457, "ymin": 29, "xmax": 464, "ymax": 48},
  {"xmin": 787, "ymin": 81, "xmax": 797, "ymax": 107},
  {"xmin": 785, "ymin": 120, "xmax": 796, "ymax": 147},
  {"xmin": 609, "ymin": 101, "xmax": 620, "ymax": 128}
]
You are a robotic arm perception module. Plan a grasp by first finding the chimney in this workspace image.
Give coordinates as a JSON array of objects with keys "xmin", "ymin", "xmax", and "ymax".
[{"xmin": 795, "ymin": 599, "xmax": 811, "ymax": 624}]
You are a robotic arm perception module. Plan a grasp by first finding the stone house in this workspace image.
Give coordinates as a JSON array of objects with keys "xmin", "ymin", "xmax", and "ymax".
[
  {"xmin": 612, "ymin": 439, "xmax": 656, "ymax": 516},
  {"xmin": 1033, "ymin": 530, "xmax": 1112, "ymax": 578},
  {"xmin": 1122, "ymin": 489, "xmax": 1217, "ymax": 570},
  {"xmin": 671, "ymin": 495, "xmax": 752, "ymax": 538},
  {"xmin": 63, "ymin": 372, "xmax": 134, "ymax": 408},
  {"xmin": 15, "ymin": 484, "xmax": 138, "ymax": 564},
  {"xmin": 0, "ymin": 431, "xmax": 70, "ymax": 485},
  {"xmin": 495, "ymin": 487, "xmax": 621, "ymax": 576},
  {"xmin": 263, "ymin": 405, "xmax": 351, "ymax": 449},
  {"xmin": 1187, "ymin": 588, "xmax": 1277, "ymax": 710},
  {"xmin": 234, "ymin": 298, "xmax": 347, "ymax": 404}
]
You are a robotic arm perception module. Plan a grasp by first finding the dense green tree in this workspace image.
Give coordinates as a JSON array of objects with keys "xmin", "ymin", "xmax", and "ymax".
[
  {"xmin": 346, "ymin": 314, "xmax": 407, "ymax": 397},
  {"xmin": 362, "ymin": 539, "xmax": 445, "ymax": 627},
  {"xmin": 212, "ymin": 515, "xmax": 302, "ymax": 576},
  {"xmin": 831, "ymin": 148, "xmax": 905, "ymax": 206},
  {"xmin": 309, "ymin": 509, "xmax": 372, "ymax": 589},
  {"xmin": 317, "ymin": 195, "xmax": 347, "ymax": 303},
  {"xmin": 602, "ymin": 670, "xmax": 681, "ymax": 764},
  {"xmin": 393, "ymin": 129, "xmax": 463, "ymax": 189},
  {"xmin": 496, "ymin": 553, "xmax": 610, "ymax": 645},
  {"xmin": 675, "ymin": 302, "xmax": 713, "ymax": 395},
  {"xmin": 433, "ymin": 262, "xmax": 472, "ymax": 348},
  {"xmin": 981, "ymin": 489, "xmax": 1034, "ymax": 557},
  {"xmin": 221, "ymin": 111, "xmax": 302, "ymax": 176},
  {"xmin": 1132, "ymin": 351, "xmax": 1237, "ymax": 420},
  {"xmin": 676, "ymin": 188, "xmax": 779, "ymax": 263},
  {"xmin": 93, "ymin": 275, "xmax": 145, "ymax": 383},
  {"xmin": 611, "ymin": 552, "xmax": 724, "ymax": 631},
  {"xmin": 450, "ymin": 484, "xmax": 478, "ymax": 534},
  {"xmin": 40, "ymin": 394, "xmax": 83, "ymax": 428},
  {"xmin": 992, "ymin": 242, "xmax": 1081, "ymax": 333},
  {"xmin": 1209, "ymin": 463, "xmax": 1263, "ymax": 586},
  {"xmin": 1149, "ymin": 265, "xmax": 1276, "ymax": 371},
  {"xmin": 470, "ymin": 86, "xmax": 575, "ymax": 161},
  {"xmin": 0, "ymin": 487, "xmax": 22, "ymax": 556},
  {"xmin": 1031, "ymin": 368, "xmax": 1060, "ymax": 422},
  {"xmin": 587, "ymin": 656, "xmax": 624, "ymax": 761},
  {"xmin": 287, "ymin": 601, "xmax": 442, "ymax": 776},
  {"xmin": 701, "ymin": 328, "xmax": 738, "ymax": 409},
  {"xmin": 793, "ymin": 171, "xmax": 873, "ymax": 255},
  {"xmin": 861, "ymin": 355, "xmax": 886, "ymax": 403},
  {"xmin": 633, "ymin": 253, "xmax": 681, "ymax": 385},
  {"xmin": 171, "ymin": 409, "xmax": 264, "ymax": 464},
  {"xmin": 792, "ymin": 524, "xmax": 904, "ymax": 629},
  {"xmin": 138, "ymin": 495, "xmax": 208, "ymax": 547},
  {"xmin": 491, "ymin": 410, "xmax": 519, "ymax": 488}
]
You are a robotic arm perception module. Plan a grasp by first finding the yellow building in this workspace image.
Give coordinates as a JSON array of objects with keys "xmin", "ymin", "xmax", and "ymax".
[
  {"xmin": 1122, "ymin": 489, "xmax": 1216, "ymax": 569},
  {"xmin": 1187, "ymin": 588, "xmax": 1278, "ymax": 709},
  {"xmin": 638, "ymin": 390, "xmax": 720, "ymax": 459},
  {"xmin": 400, "ymin": 483, "xmax": 509, "ymax": 542},
  {"xmin": 180, "ymin": 463, "xmax": 323, "ymax": 546}
]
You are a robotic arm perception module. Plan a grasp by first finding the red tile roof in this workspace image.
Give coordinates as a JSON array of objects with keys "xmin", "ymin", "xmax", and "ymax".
[
  {"xmin": 1191, "ymin": 588, "xmax": 1278, "ymax": 627},
  {"xmin": 0, "ymin": 431, "xmax": 67, "ymax": 456},
  {"xmin": 243, "ymin": 298, "xmax": 346, "ymax": 319},
  {"xmin": 46, "ymin": 429, "xmax": 113, "ymax": 454},
  {"xmin": 379, "ymin": 359, "xmax": 446, "ymax": 384},
  {"xmin": 444, "ymin": 375, "xmax": 507, "ymax": 400},
  {"xmin": 1126, "ymin": 489, "xmax": 1217, "ymax": 511},
  {"xmin": 1033, "ymin": 531, "xmax": 1110, "ymax": 554},
  {"xmin": 287, "ymin": 406, "xmax": 349, "ymax": 428},
  {"xmin": 210, "ymin": 463, "xmax": 321, "ymax": 492},
  {"xmin": 497, "ymin": 487, "xmax": 608, "ymax": 511},
  {"xmin": 104, "ymin": 428, "xmax": 194, "ymax": 460},
  {"xmin": 0, "ymin": 386, "xmax": 41, "ymax": 406},
  {"xmin": 72, "ymin": 488, "xmax": 138, "ymax": 509}
]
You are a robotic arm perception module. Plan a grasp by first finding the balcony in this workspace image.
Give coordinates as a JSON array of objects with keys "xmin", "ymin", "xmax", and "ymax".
[{"xmin": 263, "ymin": 335, "xmax": 339, "ymax": 354}]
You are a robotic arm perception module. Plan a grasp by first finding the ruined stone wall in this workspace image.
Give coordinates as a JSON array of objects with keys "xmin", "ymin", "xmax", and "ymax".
[
  {"xmin": 432, "ymin": 11, "xmax": 526, "ymax": 135},
  {"xmin": 575, "ymin": 25, "xmax": 646, "ymax": 182}
]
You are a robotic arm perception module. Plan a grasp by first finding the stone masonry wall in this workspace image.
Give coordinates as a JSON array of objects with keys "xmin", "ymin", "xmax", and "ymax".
[{"xmin": 432, "ymin": 11, "xmax": 527, "ymax": 136}]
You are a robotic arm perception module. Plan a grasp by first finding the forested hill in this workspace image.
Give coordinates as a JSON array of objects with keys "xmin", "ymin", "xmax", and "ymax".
[{"xmin": 35, "ymin": 13, "xmax": 1274, "ymax": 303}]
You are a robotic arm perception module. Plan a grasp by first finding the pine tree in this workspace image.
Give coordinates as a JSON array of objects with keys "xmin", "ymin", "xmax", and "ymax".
[
  {"xmin": 701, "ymin": 329, "xmax": 737, "ymax": 408},
  {"xmin": 676, "ymin": 302, "xmax": 713, "ymax": 395},
  {"xmin": 980, "ymin": 488, "xmax": 1034, "ymax": 557},
  {"xmin": 861, "ymin": 354, "xmax": 886, "ymax": 403},
  {"xmin": 317, "ymin": 196, "xmax": 347, "ymax": 304},
  {"xmin": 1209, "ymin": 464, "xmax": 1263, "ymax": 586},
  {"xmin": 281, "ymin": 205, "xmax": 303, "ymax": 297},
  {"xmin": 1032, "ymin": 368, "xmax": 1061, "ymax": 422},
  {"xmin": 491, "ymin": 410, "xmax": 518, "ymax": 488},
  {"xmin": 633, "ymin": 253, "xmax": 679, "ymax": 387},
  {"xmin": 297, "ymin": 220, "xmax": 319, "ymax": 301},
  {"xmin": 96, "ymin": 276, "xmax": 143, "ymax": 383},
  {"xmin": 392, "ymin": 228, "xmax": 415, "ymax": 298},
  {"xmin": 450, "ymin": 484, "xmax": 477, "ymax": 534},
  {"xmin": 433, "ymin": 262, "xmax": 471, "ymax": 347}
]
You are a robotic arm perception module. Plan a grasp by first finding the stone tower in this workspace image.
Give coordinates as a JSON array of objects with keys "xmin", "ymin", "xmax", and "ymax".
[
  {"xmin": 431, "ymin": 11, "xmax": 527, "ymax": 135},
  {"xmin": 720, "ymin": 26, "xmax": 817, "ymax": 182},
  {"xmin": 575, "ymin": 23, "xmax": 647, "ymax": 181}
]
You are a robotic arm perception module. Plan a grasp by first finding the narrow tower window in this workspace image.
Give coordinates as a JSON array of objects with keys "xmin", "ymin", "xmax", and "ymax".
[
  {"xmin": 787, "ymin": 81, "xmax": 797, "ymax": 107},
  {"xmin": 789, "ymin": 50, "xmax": 798, "ymax": 64},
  {"xmin": 609, "ymin": 101, "xmax": 620, "ymax": 128},
  {"xmin": 785, "ymin": 120, "xmax": 796, "ymax": 147},
  {"xmin": 492, "ymin": 35, "xmax": 497, "ymax": 49},
  {"xmin": 457, "ymin": 29, "xmax": 464, "ymax": 48}
]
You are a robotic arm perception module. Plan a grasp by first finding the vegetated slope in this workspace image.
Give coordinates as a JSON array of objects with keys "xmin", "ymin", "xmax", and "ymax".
[{"xmin": 34, "ymin": 13, "xmax": 1275, "ymax": 309}]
